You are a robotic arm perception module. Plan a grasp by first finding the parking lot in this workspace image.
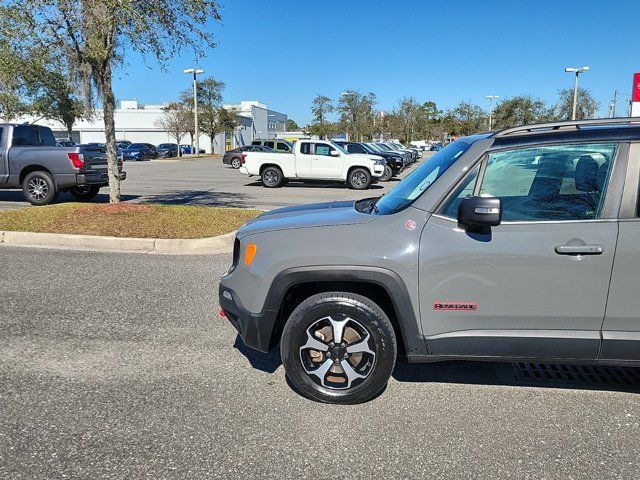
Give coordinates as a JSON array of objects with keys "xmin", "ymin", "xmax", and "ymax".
[
  {"xmin": 0, "ymin": 152, "xmax": 433, "ymax": 212},
  {"xmin": 0, "ymin": 246, "xmax": 638, "ymax": 479},
  {"xmin": 1, "ymin": 150, "xmax": 640, "ymax": 479}
]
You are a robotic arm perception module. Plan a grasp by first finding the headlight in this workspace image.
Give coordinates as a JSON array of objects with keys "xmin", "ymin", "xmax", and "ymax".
[{"xmin": 375, "ymin": 158, "xmax": 386, "ymax": 165}]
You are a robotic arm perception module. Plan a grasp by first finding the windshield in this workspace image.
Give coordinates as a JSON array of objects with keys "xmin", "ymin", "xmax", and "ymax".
[
  {"xmin": 373, "ymin": 141, "xmax": 471, "ymax": 214},
  {"xmin": 361, "ymin": 143, "xmax": 376, "ymax": 154},
  {"xmin": 331, "ymin": 142, "xmax": 348, "ymax": 154}
]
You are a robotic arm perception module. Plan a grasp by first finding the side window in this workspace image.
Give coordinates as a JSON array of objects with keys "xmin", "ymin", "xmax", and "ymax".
[
  {"xmin": 251, "ymin": 141, "xmax": 260, "ymax": 146},
  {"xmin": 13, "ymin": 126, "xmax": 42, "ymax": 146},
  {"xmin": 347, "ymin": 144, "xmax": 365, "ymax": 154},
  {"xmin": 265, "ymin": 141, "xmax": 275, "ymax": 149},
  {"xmin": 300, "ymin": 142, "xmax": 312, "ymax": 155},
  {"xmin": 439, "ymin": 164, "xmax": 481, "ymax": 218},
  {"xmin": 314, "ymin": 144, "xmax": 333, "ymax": 156},
  {"xmin": 480, "ymin": 143, "xmax": 616, "ymax": 221},
  {"xmin": 277, "ymin": 142, "xmax": 289, "ymax": 151},
  {"xmin": 0, "ymin": 127, "xmax": 3, "ymax": 146}
]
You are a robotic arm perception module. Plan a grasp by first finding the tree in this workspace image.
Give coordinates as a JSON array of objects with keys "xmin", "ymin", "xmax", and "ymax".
[
  {"xmin": 443, "ymin": 101, "xmax": 486, "ymax": 136},
  {"xmin": 308, "ymin": 94, "xmax": 334, "ymax": 139},
  {"xmin": 287, "ymin": 119, "xmax": 300, "ymax": 130},
  {"xmin": 195, "ymin": 77, "xmax": 233, "ymax": 152},
  {"xmin": 154, "ymin": 102, "xmax": 191, "ymax": 157},
  {"xmin": 30, "ymin": 68, "xmax": 86, "ymax": 138},
  {"xmin": 491, "ymin": 95, "xmax": 554, "ymax": 130},
  {"xmin": 179, "ymin": 89, "xmax": 197, "ymax": 149},
  {"xmin": 338, "ymin": 90, "xmax": 376, "ymax": 141},
  {"xmin": 0, "ymin": 0, "xmax": 222, "ymax": 203},
  {"xmin": 552, "ymin": 88, "xmax": 599, "ymax": 120},
  {"xmin": 0, "ymin": 41, "xmax": 30, "ymax": 121}
]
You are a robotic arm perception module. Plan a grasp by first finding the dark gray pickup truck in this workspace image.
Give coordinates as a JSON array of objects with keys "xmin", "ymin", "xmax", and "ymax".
[{"xmin": 0, "ymin": 123, "xmax": 126, "ymax": 205}]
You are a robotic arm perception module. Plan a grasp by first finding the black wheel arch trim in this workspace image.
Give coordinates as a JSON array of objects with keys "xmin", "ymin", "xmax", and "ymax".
[{"xmin": 219, "ymin": 265, "xmax": 426, "ymax": 356}]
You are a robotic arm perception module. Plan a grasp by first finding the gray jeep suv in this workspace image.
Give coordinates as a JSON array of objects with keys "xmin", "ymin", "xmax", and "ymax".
[{"xmin": 220, "ymin": 118, "xmax": 640, "ymax": 404}]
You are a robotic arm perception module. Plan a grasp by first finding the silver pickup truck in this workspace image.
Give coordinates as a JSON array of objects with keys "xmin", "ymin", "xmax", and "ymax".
[{"xmin": 0, "ymin": 124, "xmax": 126, "ymax": 205}]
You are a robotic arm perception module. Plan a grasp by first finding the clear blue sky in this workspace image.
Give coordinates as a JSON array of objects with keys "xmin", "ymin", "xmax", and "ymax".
[{"xmin": 113, "ymin": 0, "xmax": 640, "ymax": 124}]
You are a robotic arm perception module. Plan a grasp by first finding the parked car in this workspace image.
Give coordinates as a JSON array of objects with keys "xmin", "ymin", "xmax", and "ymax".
[
  {"xmin": 180, "ymin": 145, "xmax": 205, "ymax": 154},
  {"xmin": 382, "ymin": 142, "xmax": 419, "ymax": 161},
  {"xmin": 0, "ymin": 124, "xmax": 125, "ymax": 205},
  {"xmin": 156, "ymin": 143, "xmax": 179, "ymax": 158},
  {"xmin": 429, "ymin": 143, "xmax": 443, "ymax": 151},
  {"xmin": 240, "ymin": 140, "xmax": 386, "ymax": 189},
  {"xmin": 121, "ymin": 143, "xmax": 158, "ymax": 161},
  {"xmin": 251, "ymin": 139, "xmax": 293, "ymax": 153},
  {"xmin": 333, "ymin": 141, "xmax": 404, "ymax": 181},
  {"xmin": 223, "ymin": 145, "xmax": 274, "ymax": 169},
  {"xmin": 368, "ymin": 142, "xmax": 411, "ymax": 164},
  {"xmin": 220, "ymin": 117, "xmax": 640, "ymax": 404},
  {"xmin": 115, "ymin": 140, "xmax": 131, "ymax": 150},
  {"xmin": 56, "ymin": 139, "xmax": 76, "ymax": 147},
  {"xmin": 391, "ymin": 142, "xmax": 421, "ymax": 160}
]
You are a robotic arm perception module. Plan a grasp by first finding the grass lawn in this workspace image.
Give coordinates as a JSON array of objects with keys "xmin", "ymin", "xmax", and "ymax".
[{"xmin": 0, "ymin": 203, "xmax": 260, "ymax": 239}]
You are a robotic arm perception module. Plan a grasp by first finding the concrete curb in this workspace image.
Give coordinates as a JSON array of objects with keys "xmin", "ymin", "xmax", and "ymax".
[{"xmin": 0, "ymin": 230, "xmax": 236, "ymax": 255}]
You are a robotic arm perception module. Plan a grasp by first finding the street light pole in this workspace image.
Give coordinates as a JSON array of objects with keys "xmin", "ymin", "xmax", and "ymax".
[
  {"xmin": 184, "ymin": 68, "xmax": 204, "ymax": 156},
  {"xmin": 564, "ymin": 66, "xmax": 589, "ymax": 120},
  {"xmin": 486, "ymin": 95, "xmax": 499, "ymax": 130}
]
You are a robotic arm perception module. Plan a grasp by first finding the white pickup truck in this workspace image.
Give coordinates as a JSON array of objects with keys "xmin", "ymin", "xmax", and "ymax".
[{"xmin": 239, "ymin": 140, "xmax": 386, "ymax": 189}]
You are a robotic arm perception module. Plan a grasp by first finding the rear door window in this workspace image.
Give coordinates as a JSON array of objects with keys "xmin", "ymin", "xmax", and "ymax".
[
  {"xmin": 314, "ymin": 144, "xmax": 332, "ymax": 156},
  {"xmin": 13, "ymin": 126, "xmax": 56, "ymax": 146},
  {"xmin": 300, "ymin": 143, "xmax": 312, "ymax": 155},
  {"xmin": 265, "ymin": 141, "xmax": 275, "ymax": 149}
]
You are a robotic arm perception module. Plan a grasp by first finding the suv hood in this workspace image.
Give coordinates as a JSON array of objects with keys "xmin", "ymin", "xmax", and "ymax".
[{"xmin": 237, "ymin": 201, "xmax": 376, "ymax": 239}]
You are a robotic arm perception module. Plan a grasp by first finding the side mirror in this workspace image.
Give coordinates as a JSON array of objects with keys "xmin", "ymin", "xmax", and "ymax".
[
  {"xmin": 330, "ymin": 150, "xmax": 340, "ymax": 157},
  {"xmin": 458, "ymin": 196, "xmax": 502, "ymax": 229}
]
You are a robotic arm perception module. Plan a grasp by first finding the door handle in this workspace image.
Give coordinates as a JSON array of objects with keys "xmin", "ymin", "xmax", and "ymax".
[{"xmin": 555, "ymin": 244, "xmax": 605, "ymax": 255}]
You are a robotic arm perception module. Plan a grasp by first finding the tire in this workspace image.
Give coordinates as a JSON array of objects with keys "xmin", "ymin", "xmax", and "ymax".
[
  {"xmin": 22, "ymin": 171, "xmax": 58, "ymax": 206},
  {"xmin": 231, "ymin": 157, "xmax": 242, "ymax": 169},
  {"xmin": 347, "ymin": 168, "xmax": 372, "ymax": 190},
  {"xmin": 261, "ymin": 166, "xmax": 284, "ymax": 188},
  {"xmin": 379, "ymin": 165, "xmax": 393, "ymax": 182},
  {"xmin": 69, "ymin": 185, "xmax": 101, "ymax": 201},
  {"xmin": 280, "ymin": 292, "xmax": 397, "ymax": 404}
]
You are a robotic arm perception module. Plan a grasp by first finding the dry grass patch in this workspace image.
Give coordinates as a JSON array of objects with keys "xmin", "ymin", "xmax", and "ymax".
[{"xmin": 0, "ymin": 203, "xmax": 260, "ymax": 239}]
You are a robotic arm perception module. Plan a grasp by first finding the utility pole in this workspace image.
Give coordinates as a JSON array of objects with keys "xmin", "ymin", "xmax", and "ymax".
[
  {"xmin": 564, "ymin": 66, "xmax": 589, "ymax": 120},
  {"xmin": 184, "ymin": 68, "xmax": 204, "ymax": 156},
  {"xmin": 486, "ymin": 95, "xmax": 499, "ymax": 130}
]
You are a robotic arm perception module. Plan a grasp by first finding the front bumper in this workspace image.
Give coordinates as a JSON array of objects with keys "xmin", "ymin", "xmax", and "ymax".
[{"xmin": 218, "ymin": 284, "xmax": 278, "ymax": 353}]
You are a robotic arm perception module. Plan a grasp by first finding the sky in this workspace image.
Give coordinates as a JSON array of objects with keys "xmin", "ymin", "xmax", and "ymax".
[{"xmin": 112, "ymin": 0, "xmax": 640, "ymax": 125}]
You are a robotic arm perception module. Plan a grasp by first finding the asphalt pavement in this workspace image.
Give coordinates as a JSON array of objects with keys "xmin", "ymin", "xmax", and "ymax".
[
  {"xmin": 1, "ymin": 246, "xmax": 638, "ymax": 479},
  {"xmin": 0, "ymin": 153, "xmax": 433, "ymax": 211}
]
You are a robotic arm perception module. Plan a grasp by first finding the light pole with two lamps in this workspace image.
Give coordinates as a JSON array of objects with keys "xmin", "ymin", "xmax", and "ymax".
[{"xmin": 564, "ymin": 66, "xmax": 589, "ymax": 120}]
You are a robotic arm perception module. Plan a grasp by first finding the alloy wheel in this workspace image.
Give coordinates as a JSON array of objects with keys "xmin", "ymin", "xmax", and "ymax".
[
  {"xmin": 28, "ymin": 178, "xmax": 49, "ymax": 200},
  {"xmin": 352, "ymin": 171, "xmax": 368, "ymax": 188},
  {"xmin": 299, "ymin": 315, "xmax": 376, "ymax": 390}
]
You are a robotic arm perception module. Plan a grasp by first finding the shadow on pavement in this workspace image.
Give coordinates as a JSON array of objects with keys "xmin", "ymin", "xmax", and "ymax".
[
  {"xmin": 233, "ymin": 335, "xmax": 281, "ymax": 373},
  {"xmin": 0, "ymin": 191, "xmax": 140, "ymax": 205},
  {"xmin": 243, "ymin": 180, "xmax": 384, "ymax": 190},
  {"xmin": 143, "ymin": 190, "xmax": 250, "ymax": 208}
]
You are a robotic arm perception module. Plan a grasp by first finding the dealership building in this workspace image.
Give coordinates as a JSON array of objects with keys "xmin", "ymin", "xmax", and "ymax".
[{"xmin": 13, "ymin": 99, "xmax": 288, "ymax": 154}]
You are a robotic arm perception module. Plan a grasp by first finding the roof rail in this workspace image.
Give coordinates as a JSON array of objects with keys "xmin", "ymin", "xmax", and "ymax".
[{"xmin": 493, "ymin": 117, "xmax": 640, "ymax": 138}]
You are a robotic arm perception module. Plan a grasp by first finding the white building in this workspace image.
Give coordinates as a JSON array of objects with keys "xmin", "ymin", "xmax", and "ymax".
[{"xmin": 12, "ymin": 99, "xmax": 288, "ymax": 154}]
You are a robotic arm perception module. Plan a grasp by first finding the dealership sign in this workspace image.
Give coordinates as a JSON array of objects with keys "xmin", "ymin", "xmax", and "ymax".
[{"xmin": 632, "ymin": 73, "xmax": 640, "ymax": 117}]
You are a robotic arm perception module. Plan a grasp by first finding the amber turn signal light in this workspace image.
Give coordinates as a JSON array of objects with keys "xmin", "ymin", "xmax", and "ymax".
[{"xmin": 244, "ymin": 243, "xmax": 257, "ymax": 266}]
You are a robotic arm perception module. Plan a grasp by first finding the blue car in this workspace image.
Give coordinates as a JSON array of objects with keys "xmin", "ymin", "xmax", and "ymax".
[
  {"xmin": 122, "ymin": 143, "xmax": 158, "ymax": 161},
  {"xmin": 180, "ymin": 144, "xmax": 205, "ymax": 154}
]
